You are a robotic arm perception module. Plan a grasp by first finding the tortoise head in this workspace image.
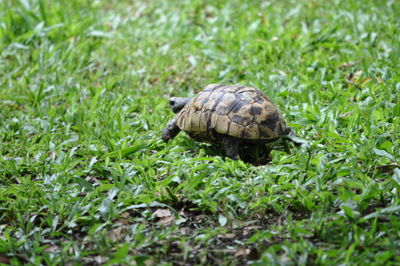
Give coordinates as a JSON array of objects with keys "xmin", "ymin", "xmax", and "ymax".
[
  {"xmin": 284, "ymin": 127, "xmax": 303, "ymax": 147},
  {"xmin": 169, "ymin": 97, "xmax": 190, "ymax": 113}
]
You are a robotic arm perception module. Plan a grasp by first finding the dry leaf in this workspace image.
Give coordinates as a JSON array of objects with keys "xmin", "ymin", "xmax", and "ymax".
[
  {"xmin": 120, "ymin": 212, "xmax": 130, "ymax": 218},
  {"xmin": 258, "ymin": 13, "xmax": 268, "ymax": 27},
  {"xmin": 93, "ymin": 256, "xmax": 109, "ymax": 264},
  {"xmin": 144, "ymin": 259, "xmax": 155, "ymax": 266},
  {"xmin": 371, "ymin": 164, "xmax": 398, "ymax": 175},
  {"xmin": 339, "ymin": 60, "xmax": 360, "ymax": 69},
  {"xmin": 359, "ymin": 77, "xmax": 372, "ymax": 86},
  {"xmin": 339, "ymin": 112, "xmax": 352, "ymax": 118},
  {"xmin": 115, "ymin": 212, "xmax": 130, "ymax": 225},
  {"xmin": 180, "ymin": 227, "xmax": 190, "ymax": 235},
  {"xmin": 220, "ymin": 233, "xmax": 235, "ymax": 239},
  {"xmin": 159, "ymin": 216, "xmax": 175, "ymax": 225},
  {"xmin": 152, "ymin": 208, "xmax": 171, "ymax": 218},
  {"xmin": 85, "ymin": 176, "xmax": 101, "ymax": 185},
  {"xmin": 44, "ymin": 245, "xmax": 61, "ymax": 253},
  {"xmin": 153, "ymin": 208, "xmax": 174, "ymax": 225},
  {"xmin": 279, "ymin": 253, "xmax": 291, "ymax": 263},
  {"xmin": 347, "ymin": 70, "xmax": 363, "ymax": 84},
  {"xmin": 48, "ymin": 151, "xmax": 56, "ymax": 160},
  {"xmin": 194, "ymin": 214, "xmax": 206, "ymax": 221},
  {"xmin": 235, "ymin": 248, "xmax": 250, "ymax": 257},
  {"xmin": 82, "ymin": 256, "xmax": 108, "ymax": 265},
  {"xmin": 107, "ymin": 227, "xmax": 127, "ymax": 242},
  {"xmin": 179, "ymin": 208, "xmax": 187, "ymax": 217}
]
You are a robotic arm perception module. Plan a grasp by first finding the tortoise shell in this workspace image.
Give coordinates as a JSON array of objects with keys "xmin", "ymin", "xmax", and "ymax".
[{"xmin": 175, "ymin": 84, "xmax": 288, "ymax": 142}]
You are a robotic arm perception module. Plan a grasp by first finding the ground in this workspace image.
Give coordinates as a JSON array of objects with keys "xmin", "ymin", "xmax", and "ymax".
[{"xmin": 0, "ymin": 0, "xmax": 400, "ymax": 265}]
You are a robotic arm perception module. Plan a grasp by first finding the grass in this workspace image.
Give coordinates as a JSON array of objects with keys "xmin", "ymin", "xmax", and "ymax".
[{"xmin": 0, "ymin": 0, "xmax": 399, "ymax": 264}]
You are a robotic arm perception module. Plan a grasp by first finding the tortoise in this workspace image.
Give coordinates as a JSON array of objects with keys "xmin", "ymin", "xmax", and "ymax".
[{"xmin": 162, "ymin": 84, "xmax": 299, "ymax": 160}]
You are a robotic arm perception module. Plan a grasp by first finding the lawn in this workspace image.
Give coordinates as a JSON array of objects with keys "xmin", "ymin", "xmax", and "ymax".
[{"xmin": 0, "ymin": 0, "xmax": 399, "ymax": 264}]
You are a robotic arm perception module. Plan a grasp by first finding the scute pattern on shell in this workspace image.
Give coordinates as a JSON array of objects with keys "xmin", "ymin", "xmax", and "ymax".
[{"xmin": 176, "ymin": 84, "xmax": 287, "ymax": 141}]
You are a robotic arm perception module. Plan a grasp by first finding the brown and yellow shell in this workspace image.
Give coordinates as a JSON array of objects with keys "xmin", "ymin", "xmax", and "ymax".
[{"xmin": 176, "ymin": 84, "xmax": 288, "ymax": 141}]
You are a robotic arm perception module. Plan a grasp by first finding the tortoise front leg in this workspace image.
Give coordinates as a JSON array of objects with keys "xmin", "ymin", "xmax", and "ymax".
[
  {"xmin": 162, "ymin": 118, "xmax": 181, "ymax": 142},
  {"xmin": 223, "ymin": 136, "xmax": 240, "ymax": 160},
  {"xmin": 282, "ymin": 138, "xmax": 291, "ymax": 153}
]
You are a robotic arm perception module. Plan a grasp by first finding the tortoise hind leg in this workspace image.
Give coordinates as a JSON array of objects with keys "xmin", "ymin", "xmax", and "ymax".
[
  {"xmin": 223, "ymin": 136, "xmax": 240, "ymax": 160},
  {"xmin": 162, "ymin": 118, "xmax": 181, "ymax": 142}
]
